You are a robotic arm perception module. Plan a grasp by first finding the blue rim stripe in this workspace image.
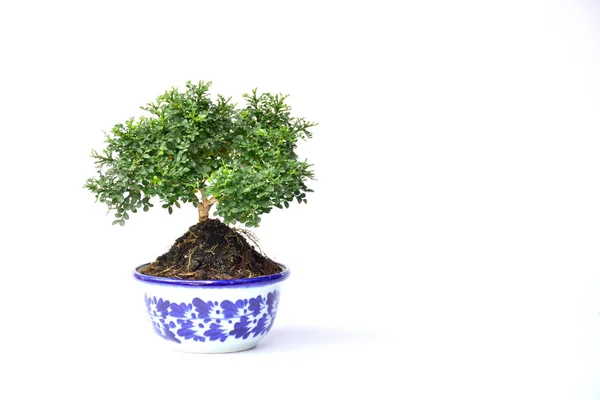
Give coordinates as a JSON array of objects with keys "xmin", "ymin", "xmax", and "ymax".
[{"xmin": 133, "ymin": 263, "xmax": 290, "ymax": 287}]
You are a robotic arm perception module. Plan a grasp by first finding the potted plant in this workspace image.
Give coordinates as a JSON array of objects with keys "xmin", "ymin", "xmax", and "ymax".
[{"xmin": 85, "ymin": 81, "xmax": 316, "ymax": 353}]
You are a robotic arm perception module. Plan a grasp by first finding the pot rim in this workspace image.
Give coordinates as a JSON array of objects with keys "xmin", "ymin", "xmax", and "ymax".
[{"xmin": 133, "ymin": 263, "xmax": 290, "ymax": 287}]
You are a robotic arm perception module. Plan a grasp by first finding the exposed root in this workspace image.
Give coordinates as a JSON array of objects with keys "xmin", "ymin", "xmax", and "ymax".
[
  {"xmin": 234, "ymin": 227, "xmax": 264, "ymax": 255},
  {"xmin": 186, "ymin": 247, "xmax": 197, "ymax": 271},
  {"xmin": 206, "ymin": 244, "xmax": 218, "ymax": 254}
]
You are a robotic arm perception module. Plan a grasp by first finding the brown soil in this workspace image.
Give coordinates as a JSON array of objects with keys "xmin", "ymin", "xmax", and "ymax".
[{"xmin": 138, "ymin": 218, "xmax": 280, "ymax": 280}]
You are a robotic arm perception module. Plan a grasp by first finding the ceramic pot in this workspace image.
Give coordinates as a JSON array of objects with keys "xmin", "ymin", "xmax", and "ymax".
[{"xmin": 133, "ymin": 264, "xmax": 289, "ymax": 353}]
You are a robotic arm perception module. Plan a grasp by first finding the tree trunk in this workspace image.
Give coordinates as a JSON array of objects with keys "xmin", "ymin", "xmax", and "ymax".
[
  {"xmin": 197, "ymin": 189, "xmax": 217, "ymax": 222},
  {"xmin": 198, "ymin": 201, "xmax": 212, "ymax": 222}
]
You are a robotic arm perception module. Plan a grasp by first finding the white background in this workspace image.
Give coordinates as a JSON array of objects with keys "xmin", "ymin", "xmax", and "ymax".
[{"xmin": 1, "ymin": 0, "xmax": 599, "ymax": 399}]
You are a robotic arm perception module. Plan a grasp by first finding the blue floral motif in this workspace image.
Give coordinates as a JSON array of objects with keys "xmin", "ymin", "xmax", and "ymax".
[
  {"xmin": 219, "ymin": 299, "xmax": 242, "ymax": 318},
  {"xmin": 204, "ymin": 323, "xmax": 229, "ymax": 342},
  {"xmin": 192, "ymin": 298, "xmax": 214, "ymax": 319},
  {"xmin": 252, "ymin": 314, "xmax": 268, "ymax": 338},
  {"xmin": 144, "ymin": 290, "xmax": 280, "ymax": 344},
  {"xmin": 266, "ymin": 292, "xmax": 277, "ymax": 314},
  {"xmin": 176, "ymin": 320, "xmax": 206, "ymax": 342},
  {"xmin": 169, "ymin": 302, "xmax": 194, "ymax": 319},
  {"xmin": 230, "ymin": 316, "xmax": 251, "ymax": 339},
  {"xmin": 248, "ymin": 295, "xmax": 264, "ymax": 316}
]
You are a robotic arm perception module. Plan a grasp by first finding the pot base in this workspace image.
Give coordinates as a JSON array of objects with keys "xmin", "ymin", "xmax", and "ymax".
[{"xmin": 172, "ymin": 343, "xmax": 258, "ymax": 354}]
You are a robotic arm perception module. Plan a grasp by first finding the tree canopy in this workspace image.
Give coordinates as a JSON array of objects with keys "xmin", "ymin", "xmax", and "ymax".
[{"xmin": 85, "ymin": 81, "xmax": 315, "ymax": 227}]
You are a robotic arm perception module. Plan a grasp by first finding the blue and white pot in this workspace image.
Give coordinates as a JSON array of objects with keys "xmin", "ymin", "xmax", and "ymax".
[{"xmin": 133, "ymin": 264, "xmax": 290, "ymax": 353}]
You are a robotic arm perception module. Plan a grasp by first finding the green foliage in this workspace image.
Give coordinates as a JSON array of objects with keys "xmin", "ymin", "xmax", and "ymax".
[{"xmin": 85, "ymin": 81, "xmax": 316, "ymax": 227}]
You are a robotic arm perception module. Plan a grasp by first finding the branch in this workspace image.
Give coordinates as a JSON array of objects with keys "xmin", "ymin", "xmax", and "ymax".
[
  {"xmin": 207, "ymin": 196, "xmax": 218, "ymax": 205},
  {"xmin": 198, "ymin": 188, "xmax": 217, "ymax": 205}
]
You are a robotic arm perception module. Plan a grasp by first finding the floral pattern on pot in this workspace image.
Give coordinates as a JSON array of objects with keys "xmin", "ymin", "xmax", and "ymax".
[{"xmin": 144, "ymin": 290, "xmax": 280, "ymax": 344}]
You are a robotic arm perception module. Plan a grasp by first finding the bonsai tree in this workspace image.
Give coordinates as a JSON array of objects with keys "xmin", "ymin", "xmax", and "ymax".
[
  {"xmin": 85, "ymin": 81, "xmax": 315, "ymax": 280},
  {"xmin": 85, "ymin": 81, "xmax": 315, "ymax": 228}
]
